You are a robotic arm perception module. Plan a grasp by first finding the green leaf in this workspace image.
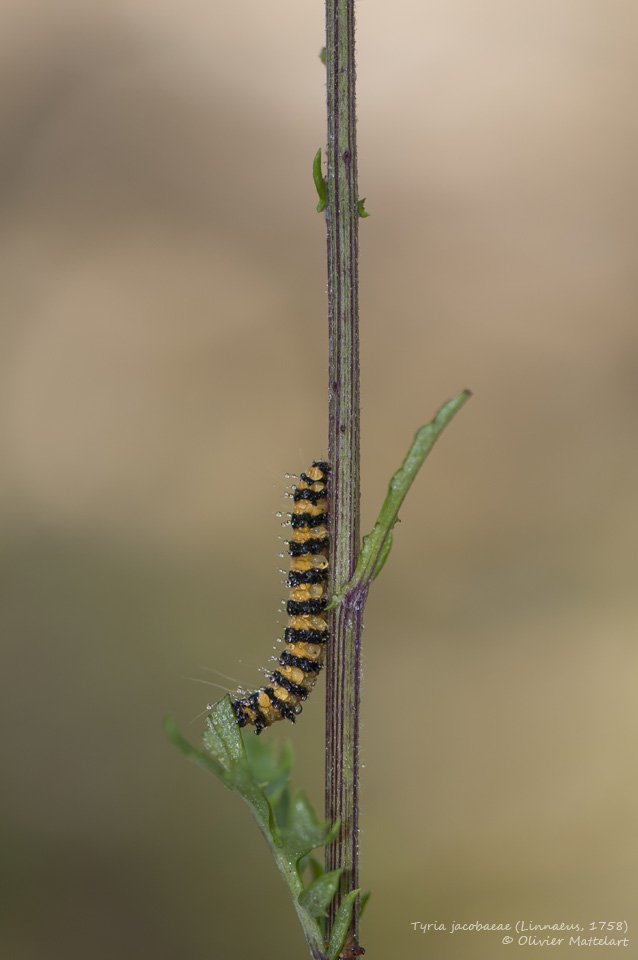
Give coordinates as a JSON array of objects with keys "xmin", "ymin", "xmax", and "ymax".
[
  {"xmin": 203, "ymin": 695, "xmax": 245, "ymax": 767},
  {"xmin": 357, "ymin": 197, "xmax": 370, "ymax": 217},
  {"xmin": 164, "ymin": 715, "xmax": 229, "ymax": 785},
  {"xmin": 304, "ymin": 855, "xmax": 325, "ymax": 884},
  {"xmin": 199, "ymin": 698, "xmax": 276, "ymax": 835},
  {"xmin": 244, "ymin": 735, "xmax": 293, "ymax": 807},
  {"xmin": 298, "ymin": 869, "xmax": 342, "ymax": 919},
  {"xmin": 313, "ymin": 148, "xmax": 327, "ymax": 212},
  {"xmin": 371, "ymin": 530, "xmax": 393, "ymax": 581},
  {"xmin": 280, "ymin": 791, "xmax": 340, "ymax": 867},
  {"xmin": 169, "ymin": 708, "xmax": 333, "ymax": 958},
  {"xmin": 334, "ymin": 390, "xmax": 472, "ymax": 601},
  {"xmin": 327, "ymin": 888, "xmax": 361, "ymax": 959},
  {"xmin": 273, "ymin": 786, "xmax": 291, "ymax": 830},
  {"xmin": 358, "ymin": 890, "xmax": 371, "ymax": 919}
]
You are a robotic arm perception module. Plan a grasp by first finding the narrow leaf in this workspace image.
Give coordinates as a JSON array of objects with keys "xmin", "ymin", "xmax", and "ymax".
[
  {"xmin": 335, "ymin": 390, "xmax": 472, "ymax": 600},
  {"xmin": 313, "ymin": 148, "xmax": 327, "ymax": 212},
  {"xmin": 371, "ymin": 530, "xmax": 393, "ymax": 581},
  {"xmin": 358, "ymin": 890, "xmax": 371, "ymax": 919},
  {"xmin": 327, "ymin": 888, "xmax": 361, "ymax": 959}
]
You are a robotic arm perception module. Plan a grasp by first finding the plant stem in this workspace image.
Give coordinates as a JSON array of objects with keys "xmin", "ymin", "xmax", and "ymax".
[{"xmin": 324, "ymin": 0, "xmax": 362, "ymax": 950}]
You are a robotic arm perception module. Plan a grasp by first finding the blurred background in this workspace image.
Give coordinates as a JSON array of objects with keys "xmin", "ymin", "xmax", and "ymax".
[{"xmin": 1, "ymin": 1, "xmax": 636, "ymax": 958}]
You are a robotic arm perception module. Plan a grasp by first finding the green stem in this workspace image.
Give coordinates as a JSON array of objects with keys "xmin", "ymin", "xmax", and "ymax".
[{"xmin": 256, "ymin": 820, "xmax": 327, "ymax": 959}]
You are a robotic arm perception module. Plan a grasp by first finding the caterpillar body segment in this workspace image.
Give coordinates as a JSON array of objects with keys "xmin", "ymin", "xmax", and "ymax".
[{"xmin": 230, "ymin": 461, "xmax": 330, "ymax": 733}]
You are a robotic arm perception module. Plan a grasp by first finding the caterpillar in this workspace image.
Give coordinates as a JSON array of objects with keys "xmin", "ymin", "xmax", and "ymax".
[{"xmin": 230, "ymin": 461, "xmax": 330, "ymax": 734}]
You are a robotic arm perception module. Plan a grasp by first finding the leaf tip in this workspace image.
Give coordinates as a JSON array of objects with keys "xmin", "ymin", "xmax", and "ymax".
[{"xmin": 313, "ymin": 148, "xmax": 327, "ymax": 212}]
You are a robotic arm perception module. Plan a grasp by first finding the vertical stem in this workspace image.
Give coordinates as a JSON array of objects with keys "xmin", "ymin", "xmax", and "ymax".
[{"xmin": 324, "ymin": 0, "xmax": 361, "ymax": 948}]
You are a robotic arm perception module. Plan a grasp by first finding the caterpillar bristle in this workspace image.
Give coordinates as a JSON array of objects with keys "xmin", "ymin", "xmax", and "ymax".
[{"xmin": 227, "ymin": 461, "xmax": 329, "ymax": 734}]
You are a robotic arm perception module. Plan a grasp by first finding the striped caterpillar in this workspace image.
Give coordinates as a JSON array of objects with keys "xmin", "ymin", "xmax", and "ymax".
[{"xmin": 230, "ymin": 461, "xmax": 330, "ymax": 734}]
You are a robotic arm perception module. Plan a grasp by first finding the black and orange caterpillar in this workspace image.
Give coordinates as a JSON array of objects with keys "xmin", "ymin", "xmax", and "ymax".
[{"xmin": 230, "ymin": 461, "xmax": 330, "ymax": 734}]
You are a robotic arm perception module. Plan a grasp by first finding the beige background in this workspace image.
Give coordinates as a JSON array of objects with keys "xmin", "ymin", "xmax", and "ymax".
[{"xmin": 1, "ymin": 2, "xmax": 636, "ymax": 958}]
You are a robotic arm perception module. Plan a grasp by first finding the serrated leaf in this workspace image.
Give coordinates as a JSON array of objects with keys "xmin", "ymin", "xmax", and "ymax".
[
  {"xmin": 164, "ymin": 716, "xmax": 230, "ymax": 785},
  {"xmin": 280, "ymin": 791, "xmax": 340, "ymax": 866},
  {"xmin": 298, "ymin": 869, "xmax": 342, "ymax": 919},
  {"xmin": 272, "ymin": 785, "xmax": 291, "ymax": 830},
  {"xmin": 306, "ymin": 855, "xmax": 325, "ymax": 884},
  {"xmin": 327, "ymin": 888, "xmax": 361, "ymax": 960},
  {"xmin": 195, "ymin": 698, "xmax": 277, "ymax": 835},
  {"xmin": 203, "ymin": 696, "xmax": 245, "ymax": 766},
  {"xmin": 244, "ymin": 735, "xmax": 293, "ymax": 806},
  {"xmin": 168, "ymin": 699, "xmax": 332, "ymax": 959}
]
